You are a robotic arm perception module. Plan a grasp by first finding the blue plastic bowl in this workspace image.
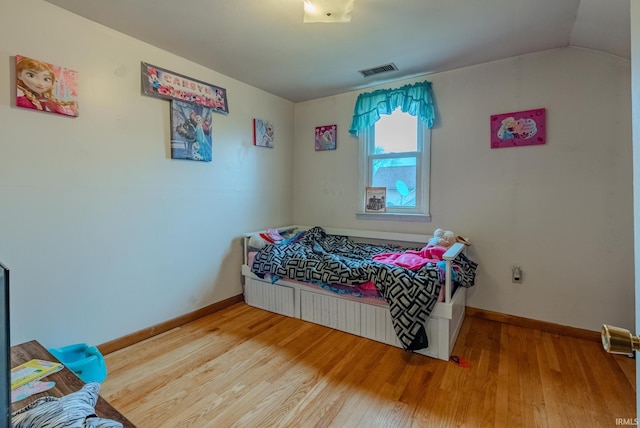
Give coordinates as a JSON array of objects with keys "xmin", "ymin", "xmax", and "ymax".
[{"xmin": 49, "ymin": 343, "xmax": 107, "ymax": 383}]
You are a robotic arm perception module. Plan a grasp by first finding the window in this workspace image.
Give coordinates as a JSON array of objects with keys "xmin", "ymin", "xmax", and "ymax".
[
  {"xmin": 357, "ymin": 109, "xmax": 431, "ymax": 221},
  {"xmin": 349, "ymin": 80, "xmax": 435, "ymax": 221}
]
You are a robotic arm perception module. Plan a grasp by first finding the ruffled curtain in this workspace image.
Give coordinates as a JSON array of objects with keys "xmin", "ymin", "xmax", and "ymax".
[{"xmin": 348, "ymin": 81, "xmax": 435, "ymax": 136}]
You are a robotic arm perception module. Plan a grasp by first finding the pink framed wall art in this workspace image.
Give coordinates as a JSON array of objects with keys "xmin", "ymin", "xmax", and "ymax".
[
  {"xmin": 15, "ymin": 55, "xmax": 79, "ymax": 117},
  {"xmin": 490, "ymin": 108, "xmax": 546, "ymax": 149},
  {"xmin": 315, "ymin": 124, "xmax": 336, "ymax": 151}
]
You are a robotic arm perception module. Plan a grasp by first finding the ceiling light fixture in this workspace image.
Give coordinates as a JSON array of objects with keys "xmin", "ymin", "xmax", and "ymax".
[{"xmin": 303, "ymin": 0, "xmax": 354, "ymax": 23}]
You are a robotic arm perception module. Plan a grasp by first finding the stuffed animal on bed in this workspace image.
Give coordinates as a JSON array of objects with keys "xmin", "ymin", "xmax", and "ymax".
[
  {"xmin": 427, "ymin": 229, "xmax": 456, "ymax": 248},
  {"xmin": 427, "ymin": 228, "xmax": 472, "ymax": 248}
]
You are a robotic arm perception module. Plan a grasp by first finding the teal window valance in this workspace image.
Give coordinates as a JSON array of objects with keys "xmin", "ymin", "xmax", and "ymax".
[{"xmin": 348, "ymin": 80, "xmax": 435, "ymax": 136}]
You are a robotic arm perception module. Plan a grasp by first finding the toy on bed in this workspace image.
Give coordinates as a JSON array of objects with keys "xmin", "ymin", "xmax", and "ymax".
[
  {"xmin": 241, "ymin": 225, "xmax": 477, "ymax": 360},
  {"xmin": 428, "ymin": 228, "xmax": 472, "ymax": 248}
]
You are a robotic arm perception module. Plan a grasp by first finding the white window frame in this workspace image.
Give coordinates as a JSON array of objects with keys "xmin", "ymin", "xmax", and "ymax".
[{"xmin": 356, "ymin": 115, "xmax": 431, "ymax": 222}]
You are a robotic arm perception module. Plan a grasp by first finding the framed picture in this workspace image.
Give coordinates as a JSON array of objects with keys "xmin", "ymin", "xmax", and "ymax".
[
  {"xmin": 15, "ymin": 55, "xmax": 79, "ymax": 117},
  {"xmin": 315, "ymin": 124, "xmax": 337, "ymax": 151},
  {"xmin": 141, "ymin": 62, "xmax": 228, "ymax": 114},
  {"xmin": 170, "ymin": 100, "xmax": 213, "ymax": 162},
  {"xmin": 365, "ymin": 187, "xmax": 386, "ymax": 213},
  {"xmin": 253, "ymin": 118, "xmax": 274, "ymax": 148},
  {"xmin": 490, "ymin": 108, "xmax": 546, "ymax": 149}
]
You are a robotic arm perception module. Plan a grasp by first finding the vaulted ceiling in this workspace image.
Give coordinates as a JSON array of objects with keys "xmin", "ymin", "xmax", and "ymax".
[{"xmin": 44, "ymin": 0, "xmax": 630, "ymax": 102}]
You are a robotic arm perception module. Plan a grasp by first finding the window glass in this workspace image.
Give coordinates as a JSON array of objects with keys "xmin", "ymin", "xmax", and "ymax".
[
  {"xmin": 371, "ymin": 157, "xmax": 416, "ymax": 207},
  {"xmin": 375, "ymin": 112, "xmax": 418, "ymax": 153}
]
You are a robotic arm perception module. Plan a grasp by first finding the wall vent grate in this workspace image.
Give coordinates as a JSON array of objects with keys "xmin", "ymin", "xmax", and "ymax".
[{"xmin": 358, "ymin": 63, "xmax": 398, "ymax": 77}]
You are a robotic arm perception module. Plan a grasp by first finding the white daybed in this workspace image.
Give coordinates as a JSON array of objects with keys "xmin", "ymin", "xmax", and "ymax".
[{"xmin": 241, "ymin": 226, "xmax": 470, "ymax": 361}]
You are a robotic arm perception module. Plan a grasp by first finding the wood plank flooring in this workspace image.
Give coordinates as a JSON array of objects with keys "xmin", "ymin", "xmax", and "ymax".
[{"xmin": 100, "ymin": 303, "xmax": 636, "ymax": 427}]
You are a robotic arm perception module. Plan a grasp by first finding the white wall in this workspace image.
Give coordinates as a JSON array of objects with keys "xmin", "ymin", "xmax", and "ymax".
[
  {"xmin": 0, "ymin": 0, "xmax": 294, "ymax": 347},
  {"xmin": 294, "ymin": 47, "xmax": 634, "ymax": 332},
  {"xmin": 630, "ymin": 0, "xmax": 640, "ymax": 409}
]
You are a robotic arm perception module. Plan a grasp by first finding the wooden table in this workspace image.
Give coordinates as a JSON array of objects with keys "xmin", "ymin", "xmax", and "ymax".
[{"xmin": 11, "ymin": 340, "xmax": 135, "ymax": 427}]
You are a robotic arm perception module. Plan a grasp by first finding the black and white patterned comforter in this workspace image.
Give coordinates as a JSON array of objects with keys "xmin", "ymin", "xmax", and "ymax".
[{"xmin": 251, "ymin": 226, "xmax": 478, "ymax": 351}]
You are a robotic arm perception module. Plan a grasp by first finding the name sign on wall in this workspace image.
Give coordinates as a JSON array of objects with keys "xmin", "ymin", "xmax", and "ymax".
[{"xmin": 141, "ymin": 62, "xmax": 228, "ymax": 114}]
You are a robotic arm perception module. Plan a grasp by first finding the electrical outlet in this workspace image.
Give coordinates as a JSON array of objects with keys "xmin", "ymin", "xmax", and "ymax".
[{"xmin": 512, "ymin": 266, "xmax": 522, "ymax": 284}]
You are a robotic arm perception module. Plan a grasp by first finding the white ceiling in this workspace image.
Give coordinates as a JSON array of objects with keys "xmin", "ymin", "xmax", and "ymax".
[{"xmin": 44, "ymin": 0, "xmax": 630, "ymax": 103}]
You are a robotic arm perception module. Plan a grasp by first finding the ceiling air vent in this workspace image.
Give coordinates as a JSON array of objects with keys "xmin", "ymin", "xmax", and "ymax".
[{"xmin": 358, "ymin": 63, "xmax": 398, "ymax": 77}]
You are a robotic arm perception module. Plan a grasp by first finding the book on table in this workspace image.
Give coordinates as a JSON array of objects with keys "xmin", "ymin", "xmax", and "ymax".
[{"xmin": 11, "ymin": 359, "xmax": 64, "ymax": 390}]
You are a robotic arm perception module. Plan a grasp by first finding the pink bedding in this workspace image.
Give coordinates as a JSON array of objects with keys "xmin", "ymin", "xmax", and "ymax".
[{"xmin": 372, "ymin": 245, "xmax": 448, "ymax": 270}]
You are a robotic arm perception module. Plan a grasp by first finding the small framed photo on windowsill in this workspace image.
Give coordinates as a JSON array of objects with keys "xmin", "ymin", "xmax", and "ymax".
[{"xmin": 365, "ymin": 187, "xmax": 387, "ymax": 213}]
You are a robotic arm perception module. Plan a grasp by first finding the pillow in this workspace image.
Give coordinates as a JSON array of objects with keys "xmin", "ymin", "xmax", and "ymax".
[
  {"xmin": 248, "ymin": 229, "xmax": 304, "ymax": 249},
  {"xmin": 12, "ymin": 382, "xmax": 123, "ymax": 428},
  {"xmin": 265, "ymin": 228, "xmax": 284, "ymax": 242},
  {"xmin": 248, "ymin": 233, "xmax": 271, "ymax": 250}
]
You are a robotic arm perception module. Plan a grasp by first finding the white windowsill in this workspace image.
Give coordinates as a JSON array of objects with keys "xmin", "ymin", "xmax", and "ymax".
[{"xmin": 355, "ymin": 212, "xmax": 432, "ymax": 222}]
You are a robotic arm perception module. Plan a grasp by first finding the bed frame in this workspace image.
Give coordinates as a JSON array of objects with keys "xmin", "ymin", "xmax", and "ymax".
[{"xmin": 241, "ymin": 226, "xmax": 467, "ymax": 361}]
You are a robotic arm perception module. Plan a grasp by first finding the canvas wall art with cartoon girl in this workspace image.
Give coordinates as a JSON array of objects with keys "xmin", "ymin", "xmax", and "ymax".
[
  {"xmin": 490, "ymin": 108, "xmax": 545, "ymax": 149},
  {"xmin": 15, "ymin": 55, "xmax": 79, "ymax": 117},
  {"xmin": 315, "ymin": 124, "xmax": 336, "ymax": 151},
  {"xmin": 253, "ymin": 118, "xmax": 274, "ymax": 148}
]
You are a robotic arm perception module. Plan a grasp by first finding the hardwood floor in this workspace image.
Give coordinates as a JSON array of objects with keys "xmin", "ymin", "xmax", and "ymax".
[{"xmin": 100, "ymin": 303, "xmax": 636, "ymax": 427}]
